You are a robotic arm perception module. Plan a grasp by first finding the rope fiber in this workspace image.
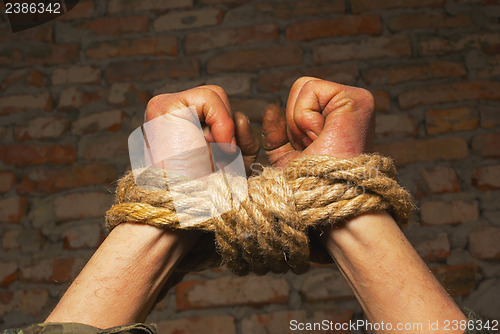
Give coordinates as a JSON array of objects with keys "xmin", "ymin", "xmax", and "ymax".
[{"xmin": 105, "ymin": 154, "xmax": 414, "ymax": 290}]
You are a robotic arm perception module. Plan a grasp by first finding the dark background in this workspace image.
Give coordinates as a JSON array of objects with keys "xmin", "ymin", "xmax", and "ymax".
[{"xmin": 0, "ymin": 0, "xmax": 499, "ymax": 332}]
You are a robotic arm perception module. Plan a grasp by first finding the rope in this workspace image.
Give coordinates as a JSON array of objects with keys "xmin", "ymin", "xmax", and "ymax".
[{"xmin": 105, "ymin": 154, "xmax": 414, "ymax": 282}]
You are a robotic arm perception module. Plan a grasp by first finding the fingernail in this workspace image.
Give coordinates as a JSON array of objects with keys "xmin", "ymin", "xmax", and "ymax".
[
  {"xmin": 231, "ymin": 137, "xmax": 237, "ymax": 147},
  {"xmin": 302, "ymin": 136, "xmax": 313, "ymax": 146},
  {"xmin": 243, "ymin": 113, "xmax": 250, "ymax": 124}
]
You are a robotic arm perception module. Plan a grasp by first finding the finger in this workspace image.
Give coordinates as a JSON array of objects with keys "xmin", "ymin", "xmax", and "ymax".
[
  {"xmin": 234, "ymin": 112, "xmax": 260, "ymax": 174},
  {"xmin": 262, "ymin": 104, "xmax": 287, "ymax": 150},
  {"xmin": 202, "ymin": 85, "xmax": 232, "ymax": 117},
  {"xmin": 303, "ymin": 84, "xmax": 376, "ymax": 158},
  {"xmin": 262, "ymin": 104, "xmax": 299, "ymax": 167},
  {"xmin": 197, "ymin": 85, "xmax": 233, "ymax": 145},
  {"xmin": 145, "ymin": 87, "xmax": 235, "ymax": 146},
  {"xmin": 286, "ymin": 77, "xmax": 321, "ymax": 150},
  {"xmin": 291, "ymin": 79, "xmax": 374, "ymax": 149}
]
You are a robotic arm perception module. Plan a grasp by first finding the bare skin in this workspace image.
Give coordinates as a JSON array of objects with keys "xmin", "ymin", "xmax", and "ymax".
[
  {"xmin": 262, "ymin": 77, "xmax": 466, "ymax": 333},
  {"xmin": 46, "ymin": 86, "xmax": 259, "ymax": 328},
  {"xmin": 47, "ymin": 80, "xmax": 466, "ymax": 333}
]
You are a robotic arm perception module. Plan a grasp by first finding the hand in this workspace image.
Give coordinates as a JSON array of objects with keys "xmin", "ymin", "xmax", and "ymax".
[
  {"xmin": 262, "ymin": 77, "xmax": 375, "ymax": 166},
  {"xmin": 262, "ymin": 77, "xmax": 467, "ymax": 332},
  {"xmin": 45, "ymin": 86, "xmax": 261, "ymax": 328},
  {"xmin": 145, "ymin": 85, "xmax": 260, "ymax": 176}
]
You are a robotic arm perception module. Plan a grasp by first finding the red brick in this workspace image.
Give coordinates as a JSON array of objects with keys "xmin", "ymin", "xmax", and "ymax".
[
  {"xmin": 258, "ymin": 64, "xmax": 358, "ymax": 93},
  {"xmin": 455, "ymin": 0, "xmax": 497, "ymax": 3},
  {"xmin": 373, "ymin": 90, "xmax": 391, "ymax": 113},
  {"xmin": 472, "ymin": 133, "xmax": 500, "ymax": 158},
  {"xmin": 2, "ymin": 69, "xmax": 46, "ymax": 90},
  {"xmin": 53, "ymin": 192, "xmax": 114, "ymax": 222},
  {"xmin": 0, "ymin": 127, "xmax": 10, "ymax": 142},
  {"xmin": 0, "ymin": 262, "xmax": 18, "ymax": 287},
  {"xmin": 0, "ymin": 92, "xmax": 51, "ymax": 116},
  {"xmin": 421, "ymin": 166, "xmax": 460, "ymax": 194},
  {"xmin": 87, "ymin": 36, "xmax": 177, "ymax": 60},
  {"xmin": 58, "ymin": 87, "xmax": 107, "ymax": 110},
  {"xmin": 375, "ymin": 114, "xmax": 417, "ymax": 137},
  {"xmin": 426, "ymin": 107, "xmax": 478, "ymax": 135},
  {"xmin": 478, "ymin": 55, "xmax": 500, "ymax": 78},
  {"xmin": 76, "ymin": 15, "xmax": 148, "ymax": 35},
  {"xmin": 154, "ymin": 8, "xmax": 223, "ymax": 31},
  {"xmin": 431, "ymin": 264, "xmax": 481, "ymax": 296},
  {"xmin": 0, "ymin": 172, "xmax": 16, "ymax": 193},
  {"xmin": 108, "ymin": 0, "xmax": 192, "ymax": 13},
  {"xmin": 389, "ymin": 12, "xmax": 471, "ymax": 31},
  {"xmin": 286, "ymin": 15, "xmax": 381, "ymax": 42},
  {"xmin": 0, "ymin": 44, "xmax": 79, "ymax": 68},
  {"xmin": 52, "ymin": 66, "xmax": 100, "ymax": 86},
  {"xmin": 186, "ymin": 23, "xmax": 278, "ymax": 54},
  {"xmin": 79, "ymin": 133, "xmax": 128, "ymax": 161},
  {"xmin": 17, "ymin": 229, "xmax": 45, "ymax": 253},
  {"xmin": 153, "ymin": 79, "xmax": 205, "ymax": 95},
  {"xmin": 421, "ymin": 200, "xmax": 479, "ymax": 225},
  {"xmin": 17, "ymin": 163, "xmax": 117, "ymax": 195},
  {"xmin": 351, "ymin": 0, "xmax": 445, "ymax": 13},
  {"xmin": 254, "ymin": 0, "xmax": 345, "ymax": 19},
  {"xmin": 479, "ymin": 105, "xmax": 500, "ymax": 128},
  {"xmin": 20, "ymin": 259, "xmax": 53, "ymax": 283},
  {"xmin": 20, "ymin": 289, "xmax": 49, "ymax": 316},
  {"xmin": 61, "ymin": 0, "xmax": 94, "ymax": 20},
  {"xmin": 414, "ymin": 233, "xmax": 450, "ymax": 261},
  {"xmin": 0, "ymin": 144, "xmax": 76, "ymax": 167},
  {"xmin": 469, "ymin": 227, "xmax": 500, "ymax": 260},
  {"xmin": 105, "ymin": 59, "xmax": 199, "ymax": 83},
  {"xmin": 108, "ymin": 83, "xmax": 150, "ymax": 106},
  {"xmin": 207, "ymin": 74, "xmax": 252, "ymax": 96},
  {"xmin": 14, "ymin": 116, "xmax": 70, "ymax": 141},
  {"xmin": 72, "ymin": 110, "xmax": 123, "ymax": 135},
  {"xmin": 472, "ymin": 164, "xmax": 500, "ymax": 190},
  {"xmin": 21, "ymin": 258, "xmax": 84, "ymax": 283},
  {"xmin": 399, "ymin": 81, "xmax": 500, "ymax": 110},
  {"xmin": 419, "ymin": 33, "xmax": 500, "ymax": 56},
  {"xmin": 157, "ymin": 316, "xmax": 236, "ymax": 334},
  {"xmin": 363, "ymin": 61, "xmax": 466, "ymax": 86},
  {"xmin": 207, "ymin": 45, "xmax": 303, "ymax": 74},
  {"xmin": 300, "ymin": 270, "xmax": 354, "ymax": 302},
  {"xmin": 0, "ymin": 25, "xmax": 52, "ymax": 43},
  {"xmin": 0, "ymin": 289, "xmax": 48, "ymax": 317},
  {"xmin": 231, "ymin": 98, "xmax": 280, "ymax": 122},
  {"xmin": 375, "ymin": 138, "xmax": 468, "ymax": 166},
  {"xmin": 241, "ymin": 310, "xmax": 353, "ymax": 334},
  {"xmin": 0, "ymin": 197, "xmax": 28, "ymax": 223},
  {"xmin": 51, "ymin": 258, "xmax": 82, "ymax": 282},
  {"xmin": 176, "ymin": 276, "xmax": 289, "ymax": 310},
  {"xmin": 62, "ymin": 223, "xmax": 102, "ymax": 250},
  {"xmin": 314, "ymin": 35, "xmax": 411, "ymax": 63},
  {"xmin": 2, "ymin": 229, "xmax": 21, "ymax": 251},
  {"xmin": 201, "ymin": 0, "xmax": 250, "ymax": 4}
]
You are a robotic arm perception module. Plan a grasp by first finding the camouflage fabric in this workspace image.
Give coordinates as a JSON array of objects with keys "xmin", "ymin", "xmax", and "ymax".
[
  {"xmin": 2, "ymin": 323, "xmax": 157, "ymax": 334},
  {"xmin": 2, "ymin": 308, "xmax": 494, "ymax": 334},
  {"xmin": 463, "ymin": 308, "xmax": 495, "ymax": 334}
]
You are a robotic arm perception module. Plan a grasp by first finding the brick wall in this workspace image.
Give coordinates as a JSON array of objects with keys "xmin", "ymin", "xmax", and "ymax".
[{"xmin": 1, "ymin": 0, "xmax": 499, "ymax": 331}]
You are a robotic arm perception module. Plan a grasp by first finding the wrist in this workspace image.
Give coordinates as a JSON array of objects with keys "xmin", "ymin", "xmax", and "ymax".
[
  {"xmin": 319, "ymin": 212, "xmax": 466, "ymax": 332},
  {"xmin": 46, "ymin": 223, "xmax": 199, "ymax": 328},
  {"xmin": 319, "ymin": 211, "xmax": 395, "ymax": 260}
]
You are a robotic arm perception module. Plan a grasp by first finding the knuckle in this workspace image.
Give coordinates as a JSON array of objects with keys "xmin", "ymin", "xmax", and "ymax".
[
  {"xmin": 199, "ymin": 85, "xmax": 228, "ymax": 100},
  {"xmin": 145, "ymin": 94, "xmax": 166, "ymax": 120},
  {"xmin": 357, "ymin": 88, "xmax": 375, "ymax": 113},
  {"xmin": 292, "ymin": 76, "xmax": 319, "ymax": 90}
]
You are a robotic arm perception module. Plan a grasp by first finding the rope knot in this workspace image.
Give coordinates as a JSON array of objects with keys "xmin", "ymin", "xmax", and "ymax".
[{"xmin": 105, "ymin": 154, "xmax": 414, "ymax": 283}]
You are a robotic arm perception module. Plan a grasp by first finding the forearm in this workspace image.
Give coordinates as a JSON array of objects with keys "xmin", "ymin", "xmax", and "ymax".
[
  {"xmin": 320, "ymin": 212, "xmax": 466, "ymax": 334},
  {"xmin": 45, "ymin": 223, "xmax": 196, "ymax": 329}
]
